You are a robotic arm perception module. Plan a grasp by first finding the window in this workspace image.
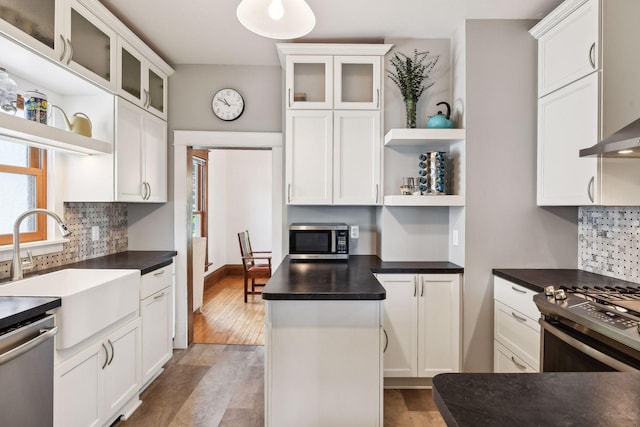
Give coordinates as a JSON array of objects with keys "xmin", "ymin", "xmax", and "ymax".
[
  {"xmin": 192, "ymin": 149, "xmax": 209, "ymax": 263},
  {"xmin": 0, "ymin": 140, "xmax": 47, "ymax": 245}
]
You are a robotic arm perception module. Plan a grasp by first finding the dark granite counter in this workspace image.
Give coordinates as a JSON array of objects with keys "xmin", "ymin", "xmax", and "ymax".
[
  {"xmin": 0, "ymin": 296, "xmax": 61, "ymax": 331},
  {"xmin": 262, "ymin": 255, "xmax": 463, "ymax": 300},
  {"xmin": 433, "ymin": 372, "xmax": 640, "ymax": 426},
  {"xmin": 43, "ymin": 250, "xmax": 177, "ymax": 275},
  {"xmin": 492, "ymin": 268, "xmax": 639, "ymax": 293}
]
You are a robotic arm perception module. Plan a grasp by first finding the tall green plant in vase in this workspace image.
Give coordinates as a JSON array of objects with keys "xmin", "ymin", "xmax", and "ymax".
[{"xmin": 388, "ymin": 49, "xmax": 439, "ymax": 128}]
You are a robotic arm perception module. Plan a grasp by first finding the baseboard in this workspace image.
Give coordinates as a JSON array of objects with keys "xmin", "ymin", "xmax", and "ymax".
[
  {"xmin": 204, "ymin": 264, "xmax": 244, "ymax": 289},
  {"xmin": 384, "ymin": 377, "xmax": 434, "ymax": 389}
]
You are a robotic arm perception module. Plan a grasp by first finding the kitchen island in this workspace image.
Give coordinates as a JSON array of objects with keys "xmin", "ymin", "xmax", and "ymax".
[
  {"xmin": 433, "ymin": 372, "xmax": 640, "ymax": 426},
  {"xmin": 262, "ymin": 255, "xmax": 463, "ymax": 427}
]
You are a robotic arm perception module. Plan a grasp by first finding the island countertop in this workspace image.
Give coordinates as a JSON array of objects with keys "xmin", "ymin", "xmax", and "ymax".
[
  {"xmin": 262, "ymin": 255, "xmax": 463, "ymax": 300},
  {"xmin": 433, "ymin": 372, "xmax": 640, "ymax": 426}
]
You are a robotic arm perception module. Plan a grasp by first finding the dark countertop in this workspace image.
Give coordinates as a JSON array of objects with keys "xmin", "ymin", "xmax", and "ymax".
[
  {"xmin": 433, "ymin": 372, "xmax": 640, "ymax": 426},
  {"xmin": 40, "ymin": 250, "xmax": 177, "ymax": 276},
  {"xmin": 0, "ymin": 296, "xmax": 61, "ymax": 331},
  {"xmin": 262, "ymin": 255, "xmax": 463, "ymax": 300},
  {"xmin": 492, "ymin": 268, "xmax": 640, "ymax": 293}
]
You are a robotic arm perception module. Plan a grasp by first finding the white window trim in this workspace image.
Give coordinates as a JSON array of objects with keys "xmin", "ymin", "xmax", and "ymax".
[{"xmin": 0, "ymin": 237, "xmax": 69, "ymax": 262}]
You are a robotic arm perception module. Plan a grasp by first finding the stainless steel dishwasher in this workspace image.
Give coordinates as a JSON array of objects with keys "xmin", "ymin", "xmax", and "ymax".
[{"xmin": 0, "ymin": 314, "xmax": 57, "ymax": 427}]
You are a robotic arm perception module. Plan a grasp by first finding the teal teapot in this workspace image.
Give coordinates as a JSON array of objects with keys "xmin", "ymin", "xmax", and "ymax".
[{"xmin": 426, "ymin": 102, "xmax": 454, "ymax": 129}]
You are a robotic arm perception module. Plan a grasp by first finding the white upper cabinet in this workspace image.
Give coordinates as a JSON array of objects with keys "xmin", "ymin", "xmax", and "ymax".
[
  {"xmin": 333, "ymin": 56, "xmax": 381, "ymax": 110},
  {"xmin": 333, "ymin": 111, "xmax": 381, "ymax": 205},
  {"xmin": 537, "ymin": 72, "xmax": 599, "ymax": 205},
  {"xmin": 0, "ymin": 0, "xmax": 62, "ymax": 59},
  {"xmin": 285, "ymin": 110, "xmax": 333, "ymax": 205},
  {"xmin": 537, "ymin": 0, "xmax": 599, "ymax": 97},
  {"xmin": 117, "ymin": 37, "xmax": 168, "ymax": 120},
  {"xmin": 286, "ymin": 55, "xmax": 333, "ymax": 109}
]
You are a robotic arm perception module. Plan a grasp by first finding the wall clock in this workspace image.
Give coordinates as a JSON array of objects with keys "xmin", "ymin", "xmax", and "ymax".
[{"xmin": 212, "ymin": 88, "xmax": 245, "ymax": 121}]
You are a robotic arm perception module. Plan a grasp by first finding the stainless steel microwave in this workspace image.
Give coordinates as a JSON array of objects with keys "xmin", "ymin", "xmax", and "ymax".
[{"xmin": 289, "ymin": 223, "xmax": 349, "ymax": 260}]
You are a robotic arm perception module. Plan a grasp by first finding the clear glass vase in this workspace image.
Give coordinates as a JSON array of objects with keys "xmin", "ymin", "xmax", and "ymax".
[{"xmin": 405, "ymin": 97, "xmax": 417, "ymax": 128}]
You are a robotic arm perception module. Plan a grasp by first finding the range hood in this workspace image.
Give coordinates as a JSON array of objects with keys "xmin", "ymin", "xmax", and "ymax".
[{"xmin": 580, "ymin": 120, "xmax": 640, "ymax": 158}]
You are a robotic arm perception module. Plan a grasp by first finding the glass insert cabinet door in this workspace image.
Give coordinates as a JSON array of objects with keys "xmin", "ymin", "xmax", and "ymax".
[
  {"xmin": 285, "ymin": 55, "xmax": 333, "ymax": 110},
  {"xmin": 333, "ymin": 56, "xmax": 381, "ymax": 110},
  {"xmin": 0, "ymin": 0, "xmax": 59, "ymax": 56}
]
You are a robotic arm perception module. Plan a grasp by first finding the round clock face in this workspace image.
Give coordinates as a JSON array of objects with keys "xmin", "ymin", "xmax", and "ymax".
[{"xmin": 212, "ymin": 88, "xmax": 244, "ymax": 121}]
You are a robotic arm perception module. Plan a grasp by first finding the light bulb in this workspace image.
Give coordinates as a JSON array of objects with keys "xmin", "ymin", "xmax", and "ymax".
[{"xmin": 268, "ymin": 0, "xmax": 284, "ymax": 20}]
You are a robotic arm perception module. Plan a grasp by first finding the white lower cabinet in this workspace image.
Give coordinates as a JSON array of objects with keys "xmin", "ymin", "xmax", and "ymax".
[
  {"xmin": 377, "ymin": 274, "xmax": 462, "ymax": 378},
  {"xmin": 493, "ymin": 276, "xmax": 541, "ymax": 373},
  {"xmin": 140, "ymin": 264, "xmax": 174, "ymax": 387},
  {"xmin": 54, "ymin": 318, "xmax": 141, "ymax": 427},
  {"xmin": 265, "ymin": 300, "xmax": 382, "ymax": 427}
]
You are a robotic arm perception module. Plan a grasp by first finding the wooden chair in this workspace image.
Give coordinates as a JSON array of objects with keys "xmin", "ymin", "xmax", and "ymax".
[{"xmin": 238, "ymin": 230, "xmax": 272, "ymax": 303}]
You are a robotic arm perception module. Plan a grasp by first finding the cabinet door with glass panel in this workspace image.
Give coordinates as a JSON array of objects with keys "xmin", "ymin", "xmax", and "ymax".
[
  {"xmin": 118, "ymin": 37, "xmax": 168, "ymax": 120},
  {"xmin": 61, "ymin": 0, "xmax": 117, "ymax": 91},
  {"xmin": 285, "ymin": 55, "xmax": 333, "ymax": 109},
  {"xmin": 334, "ymin": 56, "xmax": 381, "ymax": 110}
]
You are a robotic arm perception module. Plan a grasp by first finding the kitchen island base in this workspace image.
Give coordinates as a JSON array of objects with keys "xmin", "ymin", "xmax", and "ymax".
[{"xmin": 264, "ymin": 300, "xmax": 383, "ymax": 427}]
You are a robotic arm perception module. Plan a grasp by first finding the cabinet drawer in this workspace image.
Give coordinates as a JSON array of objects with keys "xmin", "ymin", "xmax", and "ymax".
[
  {"xmin": 493, "ymin": 276, "xmax": 540, "ymax": 320},
  {"xmin": 494, "ymin": 340, "xmax": 537, "ymax": 373},
  {"xmin": 141, "ymin": 265, "xmax": 172, "ymax": 299},
  {"xmin": 494, "ymin": 301, "xmax": 540, "ymax": 369}
]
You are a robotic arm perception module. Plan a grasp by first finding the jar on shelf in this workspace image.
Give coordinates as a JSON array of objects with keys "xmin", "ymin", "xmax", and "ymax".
[{"xmin": 0, "ymin": 67, "xmax": 18, "ymax": 114}]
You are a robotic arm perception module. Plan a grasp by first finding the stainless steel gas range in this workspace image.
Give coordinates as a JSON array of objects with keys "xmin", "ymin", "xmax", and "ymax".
[{"xmin": 534, "ymin": 284, "xmax": 640, "ymax": 372}]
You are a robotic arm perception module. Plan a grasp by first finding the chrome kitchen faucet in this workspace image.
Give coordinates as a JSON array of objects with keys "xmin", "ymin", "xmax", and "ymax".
[{"xmin": 10, "ymin": 209, "xmax": 72, "ymax": 281}]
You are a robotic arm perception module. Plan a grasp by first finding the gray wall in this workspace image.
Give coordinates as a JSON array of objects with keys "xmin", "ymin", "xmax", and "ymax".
[
  {"xmin": 461, "ymin": 20, "xmax": 579, "ymax": 372},
  {"xmin": 127, "ymin": 64, "xmax": 282, "ymax": 250}
]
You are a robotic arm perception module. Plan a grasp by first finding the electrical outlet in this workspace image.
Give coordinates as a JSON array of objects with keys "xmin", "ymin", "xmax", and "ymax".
[
  {"xmin": 452, "ymin": 229, "xmax": 459, "ymax": 246},
  {"xmin": 91, "ymin": 226, "xmax": 100, "ymax": 242},
  {"xmin": 350, "ymin": 225, "xmax": 359, "ymax": 239}
]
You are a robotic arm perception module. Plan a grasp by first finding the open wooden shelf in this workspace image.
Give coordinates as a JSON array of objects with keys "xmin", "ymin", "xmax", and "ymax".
[
  {"xmin": 0, "ymin": 113, "xmax": 111, "ymax": 155},
  {"xmin": 384, "ymin": 128, "xmax": 466, "ymax": 146},
  {"xmin": 383, "ymin": 195, "xmax": 465, "ymax": 207}
]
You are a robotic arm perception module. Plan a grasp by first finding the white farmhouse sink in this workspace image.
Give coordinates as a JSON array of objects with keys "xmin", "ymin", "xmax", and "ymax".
[{"xmin": 0, "ymin": 269, "xmax": 140, "ymax": 349}]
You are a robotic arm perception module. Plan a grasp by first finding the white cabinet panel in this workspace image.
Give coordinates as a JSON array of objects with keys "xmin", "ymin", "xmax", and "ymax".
[
  {"xmin": 104, "ymin": 319, "xmax": 141, "ymax": 416},
  {"xmin": 493, "ymin": 277, "xmax": 541, "ymax": 321},
  {"xmin": 418, "ymin": 274, "xmax": 461, "ymax": 377},
  {"xmin": 285, "ymin": 110, "xmax": 333, "ymax": 204},
  {"xmin": 143, "ymin": 112, "xmax": 167, "ymax": 202},
  {"xmin": 494, "ymin": 340, "xmax": 537, "ymax": 373},
  {"xmin": 285, "ymin": 55, "xmax": 333, "ymax": 109},
  {"xmin": 537, "ymin": 0, "xmax": 599, "ymax": 97},
  {"xmin": 334, "ymin": 56, "xmax": 381, "ymax": 110},
  {"xmin": 141, "ymin": 287, "xmax": 172, "ymax": 385},
  {"xmin": 494, "ymin": 301, "xmax": 540, "ymax": 369},
  {"xmin": 333, "ymin": 111, "xmax": 381, "ymax": 205},
  {"xmin": 537, "ymin": 72, "xmax": 599, "ymax": 205},
  {"xmin": 378, "ymin": 274, "xmax": 418, "ymax": 377}
]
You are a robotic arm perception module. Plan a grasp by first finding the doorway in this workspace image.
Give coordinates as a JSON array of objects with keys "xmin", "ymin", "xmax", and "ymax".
[
  {"xmin": 193, "ymin": 148, "xmax": 272, "ymax": 345},
  {"xmin": 173, "ymin": 131, "xmax": 283, "ymax": 349}
]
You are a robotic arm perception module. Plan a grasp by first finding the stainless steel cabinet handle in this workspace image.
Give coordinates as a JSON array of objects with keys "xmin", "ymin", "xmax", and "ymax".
[
  {"xmin": 511, "ymin": 311, "xmax": 528, "ymax": 322},
  {"xmin": 147, "ymin": 182, "xmax": 152, "ymax": 200},
  {"xmin": 511, "ymin": 355, "xmax": 528, "ymax": 370},
  {"xmin": 414, "ymin": 280, "xmax": 417, "ymax": 297},
  {"xmin": 511, "ymin": 286, "xmax": 527, "ymax": 294},
  {"xmin": 66, "ymin": 39, "xmax": 73, "ymax": 65},
  {"xmin": 0, "ymin": 327, "xmax": 58, "ymax": 366},
  {"xmin": 375, "ymin": 184, "xmax": 379, "ymax": 204},
  {"xmin": 153, "ymin": 291, "xmax": 166, "ymax": 300},
  {"xmin": 101, "ymin": 342, "xmax": 109, "ymax": 369},
  {"xmin": 288, "ymin": 88, "xmax": 292, "ymax": 108},
  {"xmin": 59, "ymin": 35, "xmax": 67, "ymax": 62},
  {"xmin": 288, "ymin": 184, "xmax": 291, "ymax": 203},
  {"xmin": 154, "ymin": 269, "xmax": 166, "ymax": 277},
  {"xmin": 383, "ymin": 328, "xmax": 389, "ymax": 353},
  {"xmin": 142, "ymin": 182, "xmax": 148, "ymax": 200},
  {"xmin": 587, "ymin": 176, "xmax": 595, "ymax": 203},
  {"xmin": 589, "ymin": 42, "xmax": 596, "ymax": 69},
  {"xmin": 107, "ymin": 339, "xmax": 115, "ymax": 366},
  {"xmin": 420, "ymin": 276, "xmax": 424, "ymax": 297},
  {"xmin": 376, "ymin": 89, "xmax": 380, "ymax": 108}
]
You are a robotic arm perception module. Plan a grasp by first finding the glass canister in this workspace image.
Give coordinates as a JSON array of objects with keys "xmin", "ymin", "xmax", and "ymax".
[
  {"xmin": 0, "ymin": 67, "xmax": 18, "ymax": 114},
  {"xmin": 24, "ymin": 90, "xmax": 48, "ymax": 124}
]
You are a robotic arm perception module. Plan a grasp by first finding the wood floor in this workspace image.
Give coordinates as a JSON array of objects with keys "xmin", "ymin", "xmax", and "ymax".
[
  {"xmin": 193, "ymin": 275, "xmax": 265, "ymax": 345},
  {"xmin": 115, "ymin": 344, "xmax": 446, "ymax": 427}
]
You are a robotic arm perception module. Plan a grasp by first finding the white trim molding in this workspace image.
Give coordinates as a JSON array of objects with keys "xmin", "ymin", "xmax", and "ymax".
[{"xmin": 529, "ymin": 0, "xmax": 591, "ymax": 39}]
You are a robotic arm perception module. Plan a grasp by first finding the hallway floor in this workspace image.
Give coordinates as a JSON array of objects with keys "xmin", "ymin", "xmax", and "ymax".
[
  {"xmin": 115, "ymin": 344, "xmax": 446, "ymax": 427},
  {"xmin": 194, "ymin": 276, "xmax": 265, "ymax": 345}
]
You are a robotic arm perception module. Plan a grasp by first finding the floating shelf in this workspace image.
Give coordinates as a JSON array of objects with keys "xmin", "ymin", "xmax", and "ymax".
[
  {"xmin": 384, "ymin": 128, "xmax": 466, "ymax": 146},
  {"xmin": 384, "ymin": 195, "xmax": 465, "ymax": 207},
  {"xmin": 0, "ymin": 113, "xmax": 112, "ymax": 155}
]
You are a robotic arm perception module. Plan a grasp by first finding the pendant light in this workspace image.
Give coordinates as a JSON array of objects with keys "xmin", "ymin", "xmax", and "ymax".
[{"xmin": 237, "ymin": 0, "xmax": 316, "ymax": 39}]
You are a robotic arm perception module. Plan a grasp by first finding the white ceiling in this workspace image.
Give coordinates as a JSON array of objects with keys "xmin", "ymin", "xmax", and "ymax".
[{"xmin": 98, "ymin": 0, "xmax": 563, "ymax": 67}]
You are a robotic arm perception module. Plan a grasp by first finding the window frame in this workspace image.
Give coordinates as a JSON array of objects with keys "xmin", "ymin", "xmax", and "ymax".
[
  {"xmin": 192, "ymin": 149, "xmax": 209, "ymax": 264},
  {"xmin": 0, "ymin": 146, "xmax": 48, "ymax": 245}
]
